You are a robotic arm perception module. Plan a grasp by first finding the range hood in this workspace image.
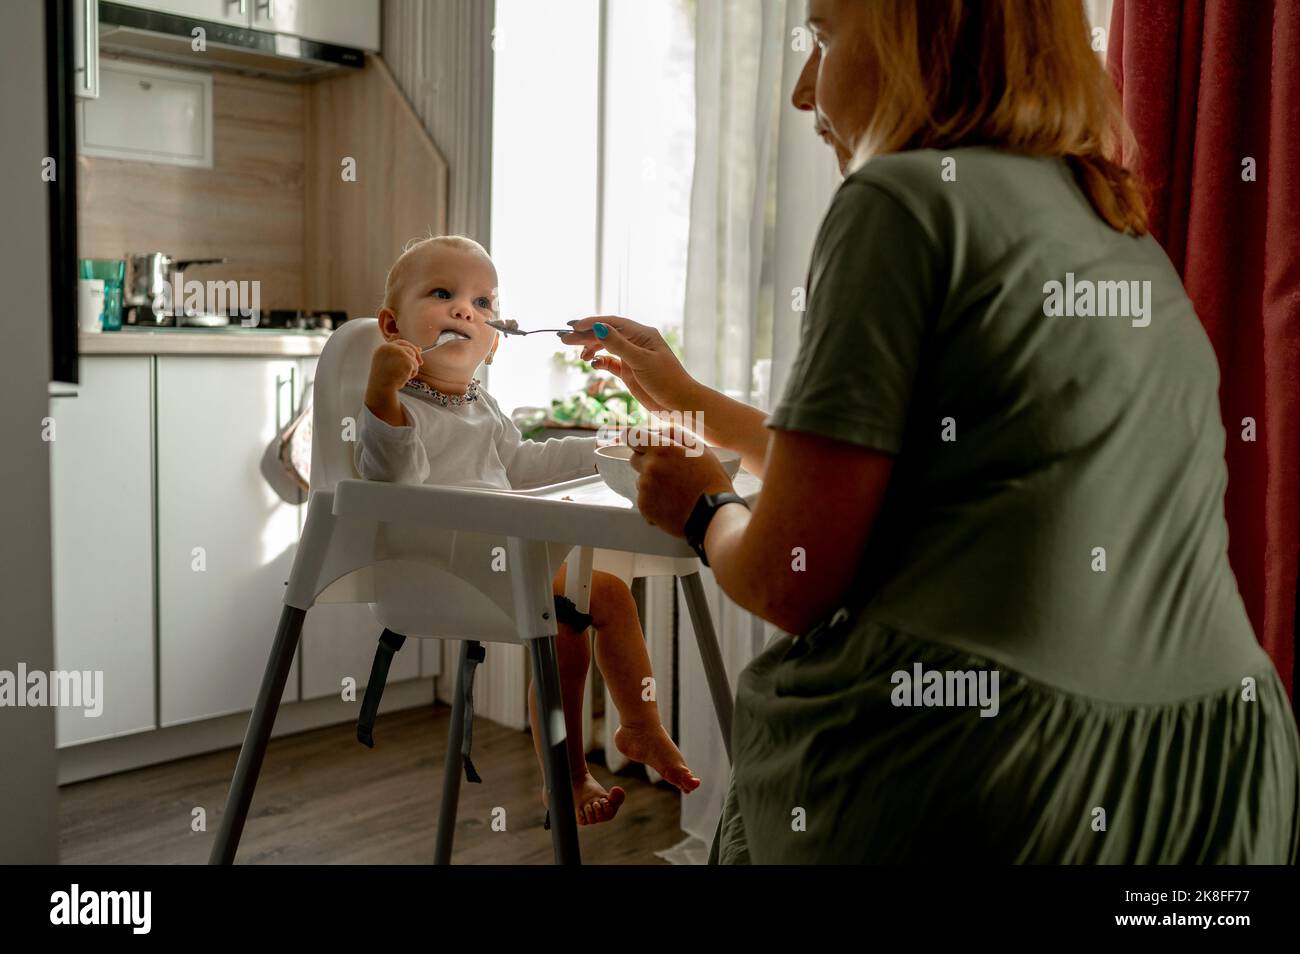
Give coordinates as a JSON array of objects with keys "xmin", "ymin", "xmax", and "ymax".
[{"xmin": 97, "ymin": 1, "xmax": 364, "ymax": 81}]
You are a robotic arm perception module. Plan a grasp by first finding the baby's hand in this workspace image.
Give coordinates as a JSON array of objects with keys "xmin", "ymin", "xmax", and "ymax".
[
  {"xmin": 365, "ymin": 340, "xmax": 422, "ymax": 427},
  {"xmin": 368, "ymin": 340, "xmax": 423, "ymax": 394}
]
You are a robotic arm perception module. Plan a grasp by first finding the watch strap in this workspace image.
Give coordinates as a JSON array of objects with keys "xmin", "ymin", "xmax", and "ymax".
[{"xmin": 684, "ymin": 491, "xmax": 750, "ymax": 567}]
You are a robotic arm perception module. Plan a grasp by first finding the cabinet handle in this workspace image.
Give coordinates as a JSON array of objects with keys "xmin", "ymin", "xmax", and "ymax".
[
  {"xmin": 256, "ymin": 0, "xmax": 275, "ymax": 19},
  {"xmin": 275, "ymin": 373, "xmax": 293, "ymax": 432},
  {"xmin": 81, "ymin": 0, "xmax": 99, "ymax": 98},
  {"xmin": 82, "ymin": 0, "xmax": 90, "ymax": 73},
  {"xmin": 227, "ymin": 0, "xmax": 247, "ymax": 15}
]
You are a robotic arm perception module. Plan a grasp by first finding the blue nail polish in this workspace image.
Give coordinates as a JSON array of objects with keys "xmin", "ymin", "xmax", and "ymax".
[{"xmin": 593, "ymin": 322, "xmax": 609, "ymax": 339}]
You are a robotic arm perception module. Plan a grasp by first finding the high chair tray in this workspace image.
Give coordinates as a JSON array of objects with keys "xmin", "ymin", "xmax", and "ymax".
[
  {"xmin": 329, "ymin": 470, "xmax": 761, "ymax": 559},
  {"xmin": 518, "ymin": 469, "xmax": 761, "ymax": 506}
]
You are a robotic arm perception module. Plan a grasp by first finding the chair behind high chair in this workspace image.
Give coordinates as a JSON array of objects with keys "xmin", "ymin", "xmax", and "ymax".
[{"xmin": 208, "ymin": 317, "xmax": 585, "ymax": 864}]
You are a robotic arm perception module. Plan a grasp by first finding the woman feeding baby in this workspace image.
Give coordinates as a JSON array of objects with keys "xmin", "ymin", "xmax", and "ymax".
[{"xmin": 355, "ymin": 234, "xmax": 700, "ymax": 826}]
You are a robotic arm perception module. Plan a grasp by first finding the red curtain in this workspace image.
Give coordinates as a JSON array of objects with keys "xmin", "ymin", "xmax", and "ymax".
[{"xmin": 1108, "ymin": 0, "xmax": 1299, "ymax": 700}]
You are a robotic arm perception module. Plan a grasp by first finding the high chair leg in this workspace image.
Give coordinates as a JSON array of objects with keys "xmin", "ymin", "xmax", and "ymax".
[
  {"xmin": 679, "ymin": 572, "xmax": 734, "ymax": 763},
  {"xmin": 434, "ymin": 640, "xmax": 473, "ymax": 864},
  {"xmin": 529, "ymin": 635, "xmax": 581, "ymax": 864},
  {"xmin": 209, "ymin": 605, "xmax": 307, "ymax": 864}
]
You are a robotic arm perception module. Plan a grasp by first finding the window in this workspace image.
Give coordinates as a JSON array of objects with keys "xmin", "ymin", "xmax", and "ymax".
[{"xmin": 489, "ymin": 0, "xmax": 694, "ymax": 418}]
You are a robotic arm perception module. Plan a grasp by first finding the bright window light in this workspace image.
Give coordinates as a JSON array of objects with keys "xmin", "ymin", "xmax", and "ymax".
[
  {"xmin": 488, "ymin": 0, "xmax": 600, "ymax": 419},
  {"xmin": 489, "ymin": 0, "xmax": 695, "ymax": 419}
]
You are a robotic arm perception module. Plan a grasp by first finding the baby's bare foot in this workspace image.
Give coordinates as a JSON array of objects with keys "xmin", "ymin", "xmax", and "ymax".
[
  {"xmin": 614, "ymin": 722, "xmax": 701, "ymax": 793},
  {"xmin": 541, "ymin": 773, "xmax": 626, "ymax": 826}
]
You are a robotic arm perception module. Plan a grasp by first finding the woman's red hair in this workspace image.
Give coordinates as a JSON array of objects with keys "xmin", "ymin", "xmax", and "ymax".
[{"xmin": 850, "ymin": 0, "xmax": 1148, "ymax": 235}]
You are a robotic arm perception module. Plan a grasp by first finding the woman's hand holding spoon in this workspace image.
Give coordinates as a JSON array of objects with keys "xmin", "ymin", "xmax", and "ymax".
[{"xmin": 486, "ymin": 318, "xmax": 573, "ymax": 336}]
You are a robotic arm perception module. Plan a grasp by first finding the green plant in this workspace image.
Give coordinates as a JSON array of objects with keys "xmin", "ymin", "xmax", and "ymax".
[
  {"xmin": 531, "ymin": 322, "xmax": 680, "ymax": 439},
  {"xmin": 662, "ymin": 325, "xmax": 684, "ymax": 359},
  {"xmin": 524, "ymin": 370, "xmax": 648, "ymax": 440},
  {"xmin": 552, "ymin": 349, "xmax": 593, "ymax": 374}
]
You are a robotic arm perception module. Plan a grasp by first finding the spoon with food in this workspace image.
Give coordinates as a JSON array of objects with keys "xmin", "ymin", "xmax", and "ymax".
[
  {"xmin": 486, "ymin": 318, "xmax": 574, "ymax": 337},
  {"xmin": 420, "ymin": 328, "xmax": 474, "ymax": 352},
  {"xmin": 418, "ymin": 318, "xmax": 571, "ymax": 353}
]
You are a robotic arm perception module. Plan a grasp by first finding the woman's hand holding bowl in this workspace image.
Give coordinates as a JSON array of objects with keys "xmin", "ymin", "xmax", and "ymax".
[{"xmin": 620, "ymin": 424, "xmax": 735, "ymax": 537}]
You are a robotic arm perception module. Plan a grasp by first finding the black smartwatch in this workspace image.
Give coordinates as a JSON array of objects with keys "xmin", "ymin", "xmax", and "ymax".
[{"xmin": 683, "ymin": 492, "xmax": 751, "ymax": 567}]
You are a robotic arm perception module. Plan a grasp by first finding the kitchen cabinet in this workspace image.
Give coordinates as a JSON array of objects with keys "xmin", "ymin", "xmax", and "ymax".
[
  {"xmin": 49, "ymin": 345, "xmax": 434, "ymax": 756},
  {"xmin": 293, "ymin": 356, "xmax": 434, "ymax": 700},
  {"xmin": 49, "ymin": 356, "xmax": 155, "ymax": 746},
  {"xmin": 73, "ymin": 0, "xmax": 100, "ymax": 99},
  {"xmin": 156, "ymin": 356, "xmax": 301, "ymax": 725},
  {"xmin": 108, "ymin": 0, "xmax": 380, "ymax": 50},
  {"xmin": 253, "ymin": 0, "xmax": 380, "ymax": 52},
  {"xmin": 109, "ymin": 0, "xmax": 252, "ymax": 29},
  {"xmin": 300, "ymin": 601, "xmax": 422, "ymax": 700},
  {"xmin": 79, "ymin": 59, "xmax": 214, "ymax": 168}
]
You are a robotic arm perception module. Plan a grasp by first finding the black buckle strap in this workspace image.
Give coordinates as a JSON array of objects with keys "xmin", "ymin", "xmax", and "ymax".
[
  {"xmin": 357, "ymin": 629, "xmax": 407, "ymax": 748},
  {"xmin": 553, "ymin": 593, "xmax": 593, "ymax": 631},
  {"xmin": 460, "ymin": 641, "xmax": 486, "ymax": 783}
]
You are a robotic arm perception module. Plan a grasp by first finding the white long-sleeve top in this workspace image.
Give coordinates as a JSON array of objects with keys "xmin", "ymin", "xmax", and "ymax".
[{"xmin": 354, "ymin": 384, "xmax": 597, "ymax": 491}]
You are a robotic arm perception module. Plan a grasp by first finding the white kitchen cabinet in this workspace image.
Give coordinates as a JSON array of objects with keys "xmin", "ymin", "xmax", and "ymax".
[
  {"xmin": 73, "ymin": 0, "xmax": 99, "ymax": 99},
  {"xmin": 78, "ymin": 59, "xmax": 214, "ymax": 168},
  {"xmin": 49, "ymin": 356, "xmax": 156, "ymax": 746},
  {"xmin": 253, "ymin": 0, "xmax": 380, "ymax": 52},
  {"xmin": 293, "ymin": 356, "xmax": 430, "ymax": 700},
  {"xmin": 300, "ymin": 602, "xmax": 422, "ymax": 700},
  {"xmin": 110, "ymin": 0, "xmax": 379, "ymax": 50},
  {"xmin": 109, "ymin": 0, "xmax": 253, "ymax": 29},
  {"xmin": 156, "ymin": 356, "xmax": 301, "ymax": 726}
]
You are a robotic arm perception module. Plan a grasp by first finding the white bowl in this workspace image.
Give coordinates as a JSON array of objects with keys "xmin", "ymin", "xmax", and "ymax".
[{"xmin": 594, "ymin": 443, "xmax": 742, "ymax": 505}]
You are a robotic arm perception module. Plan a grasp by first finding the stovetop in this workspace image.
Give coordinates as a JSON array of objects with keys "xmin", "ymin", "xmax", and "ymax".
[{"xmin": 125, "ymin": 308, "xmax": 347, "ymax": 330}]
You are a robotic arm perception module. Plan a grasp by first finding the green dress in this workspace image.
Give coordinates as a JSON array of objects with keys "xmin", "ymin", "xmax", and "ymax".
[{"xmin": 710, "ymin": 146, "xmax": 1300, "ymax": 864}]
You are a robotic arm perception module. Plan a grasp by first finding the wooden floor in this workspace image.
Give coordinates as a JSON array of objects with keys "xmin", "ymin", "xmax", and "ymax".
[{"xmin": 59, "ymin": 704, "xmax": 687, "ymax": 864}]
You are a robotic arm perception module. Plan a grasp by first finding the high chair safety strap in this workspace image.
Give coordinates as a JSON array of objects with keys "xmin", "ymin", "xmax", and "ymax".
[
  {"xmin": 460, "ymin": 641, "xmax": 487, "ymax": 783},
  {"xmin": 553, "ymin": 594, "xmax": 594, "ymax": 632},
  {"xmin": 356, "ymin": 629, "xmax": 407, "ymax": 748}
]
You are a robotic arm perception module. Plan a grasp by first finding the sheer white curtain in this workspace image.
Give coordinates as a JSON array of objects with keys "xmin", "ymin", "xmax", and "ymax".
[{"xmin": 674, "ymin": 0, "xmax": 840, "ymax": 855}]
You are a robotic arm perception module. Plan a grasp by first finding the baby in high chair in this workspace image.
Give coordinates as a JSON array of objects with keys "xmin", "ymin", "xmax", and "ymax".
[{"xmin": 355, "ymin": 234, "xmax": 700, "ymax": 826}]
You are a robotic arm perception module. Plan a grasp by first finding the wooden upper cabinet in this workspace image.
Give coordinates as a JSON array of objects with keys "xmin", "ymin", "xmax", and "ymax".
[{"xmin": 304, "ymin": 56, "xmax": 449, "ymax": 320}]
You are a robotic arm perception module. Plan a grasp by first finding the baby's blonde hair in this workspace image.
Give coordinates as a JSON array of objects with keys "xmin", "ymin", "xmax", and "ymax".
[{"xmin": 380, "ymin": 232, "xmax": 495, "ymax": 313}]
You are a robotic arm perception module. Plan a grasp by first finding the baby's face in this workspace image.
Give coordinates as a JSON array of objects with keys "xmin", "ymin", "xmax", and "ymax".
[{"xmin": 379, "ymin": 244, "xmax": 499, "ymax": 377}]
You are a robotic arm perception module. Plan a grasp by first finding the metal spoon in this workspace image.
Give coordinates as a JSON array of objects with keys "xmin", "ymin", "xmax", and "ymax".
[
  {"xmin": 418, "ymin": 319, "xmax": 570, "ymax": 354},
  {"xmin": 486, "ymin": 318, "xmax": 572, "ymax": 336},
  {"xmin": 417, "ymin": 326, "xmax": 490, "ymax": 353}
]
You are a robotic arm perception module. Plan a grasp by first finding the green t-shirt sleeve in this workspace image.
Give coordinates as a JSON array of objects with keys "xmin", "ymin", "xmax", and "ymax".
[{"xmin": 767, "ymin": 179, "xmax": 942, "ymax": 454}]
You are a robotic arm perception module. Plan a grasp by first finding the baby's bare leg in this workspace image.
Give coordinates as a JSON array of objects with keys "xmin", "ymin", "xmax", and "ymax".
[
  {"xmin": 525, "ymin": 564, "xmax": 625, "ymax": 825},
  {"xmin": 587, "ymin": 571, "xmax": 701, "ymax": 794}
]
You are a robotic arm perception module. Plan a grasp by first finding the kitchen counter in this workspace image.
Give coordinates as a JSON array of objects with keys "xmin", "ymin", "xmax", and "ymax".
[{"xmin": 80, "ymin": 327, "xmax": 331, "ymax": 357}]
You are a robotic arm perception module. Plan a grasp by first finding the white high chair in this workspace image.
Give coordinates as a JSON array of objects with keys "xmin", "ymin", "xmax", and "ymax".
[{"xmin": 209, "ymin": 318, "xmax": 748, "ymax": 865}]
